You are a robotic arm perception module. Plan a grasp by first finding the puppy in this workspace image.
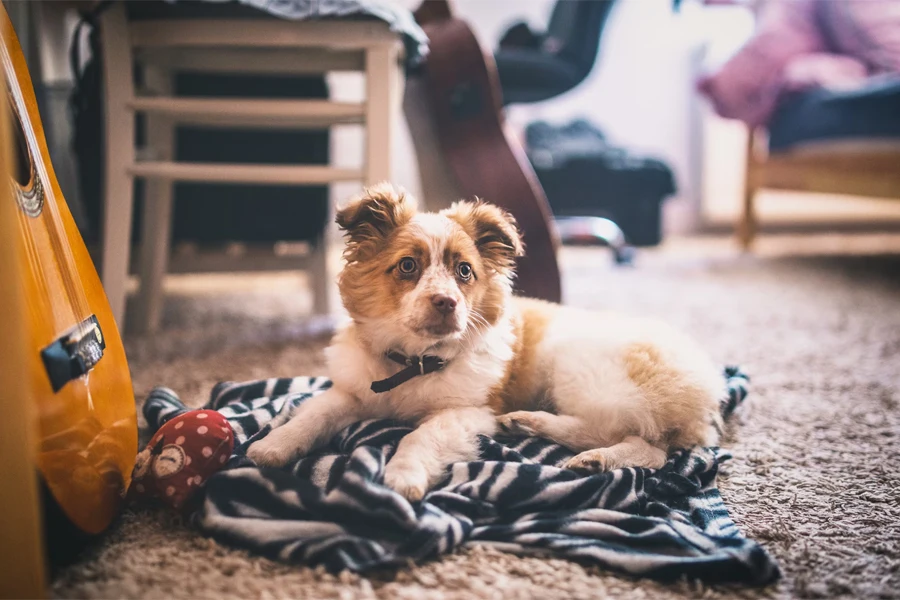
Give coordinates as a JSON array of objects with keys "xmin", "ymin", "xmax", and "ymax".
[{"xmin": 247, "ymin": 184, "xmax": 724, "ymax": 501}]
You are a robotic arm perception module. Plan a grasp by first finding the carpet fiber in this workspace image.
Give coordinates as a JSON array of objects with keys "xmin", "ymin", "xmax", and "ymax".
[{"xmin": 51, "ymin": 235, "xmax": 900, "ymax": 599}]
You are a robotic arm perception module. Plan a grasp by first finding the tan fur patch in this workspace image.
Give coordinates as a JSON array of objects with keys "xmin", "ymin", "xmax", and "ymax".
[
  {"xmin": 622, "ymin": 342, "xmax": 715, "ymax": 447},
  {"xmin": 338, "ymin": 230, "xmax": 430, "ymax": 320},
  {"xmin": 338, "ymin": 258, "xmax": 407, "ymax": 321},
  {"xmin": 336, "ymin": 183, "xmax": 416, "ymax": 263},
  {"xmin": 337, "ymin": 194, "xmax": 427, "ymax": 320},
  {"xmin": 443, "ymin": 201, "xmax": 524, "ymax": 274},
  {"xmin": 623, "ymin": 343, "xmax": 666, "ymax": 388},
  {"xmin": 487, "ymin": 298, "xmax": 554, "ymax": 414}
]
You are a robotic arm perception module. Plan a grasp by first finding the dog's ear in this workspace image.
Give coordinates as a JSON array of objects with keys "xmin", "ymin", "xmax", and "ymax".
[
  {"xmin": 336, "ymin": 183, "xmax": 415, "ymax": 260},
  {"xmin": 445, "ymin": 200, "xmax": 524, "ymax": 273}
]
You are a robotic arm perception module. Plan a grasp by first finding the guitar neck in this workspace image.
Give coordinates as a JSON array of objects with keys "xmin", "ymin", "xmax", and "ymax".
[{"xmin": 414, "ymin": 0, "xmax": 455, "ymax": 25}]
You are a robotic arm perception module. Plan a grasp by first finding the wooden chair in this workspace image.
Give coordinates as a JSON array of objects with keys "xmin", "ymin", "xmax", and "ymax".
[
  {"xmin": 98, "ymin": 3, "xmax": 402, "ymax": 333},
  {"xmin": 740, "ymin": 129, "xmax": 900, "ymax": 249}
]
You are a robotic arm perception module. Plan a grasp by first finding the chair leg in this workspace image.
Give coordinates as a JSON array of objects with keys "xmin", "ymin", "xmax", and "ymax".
[
  {"xmin": 739, "ymin": 181, "xmax": 757, "ymax": 250},
  {"xmin": 133, "ymin": 66, "xmax": 174, "ymax": 335},
  {"xmin": 100, "ymin": 170, "xmax": 135, "ymax": 328},
  {"xmin": 738, "ymin": 129, "xmax": 759, "ymax": 250},
  {"xmin": 364, "ymin": 43, "xmax": 399, "ymax": 185},
  {"xmin": 309, "ymin": 234, "xmax": 331, "ymax": 316},
  {"xmin": 99, "ymin": 3, "xmax": 134, "ymax": 329},
  {"xmin": 134, "ymin": 178, "xmax": 173, "ymax": 334}
]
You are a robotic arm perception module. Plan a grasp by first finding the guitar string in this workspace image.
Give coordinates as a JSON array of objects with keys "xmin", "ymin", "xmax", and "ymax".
[
  {"xmin": 5, "ymin": 88, "xmax": 58, "ymax": 329},
  {"xmin": 37, "ymin": 138, "xmax": 94, "ymax": 339},
  {"xmin": 38, "ymin": 161, "xmax": 91, "ymax": 318},
  {"xmin": 23, "ymin": 89, "xmax": 98, "ymax": 366},
  {"xmin": 14, "ymin": 93, "xmax": 86, "ymax": 321},
  {"xmin": 6, "ymin": 54, "xmax": 91, "ymax": 343},
  {"xmin": 12, "ymin": 89, "xmax": 96, "ymax": 402},
  {"xmin": 28, "ymin": 148, "xmax": 98, "ymax": 398},
  {"xmin": 29, "ymin": 94, "xmax": 94, "ymax": 330},
  {"xmin": 12, "ymin": 128, "xmax": 73, "ymax": 331},
  {"xmin": 13, "ymin": 187, "xmax": 54, "ymax": 324}
]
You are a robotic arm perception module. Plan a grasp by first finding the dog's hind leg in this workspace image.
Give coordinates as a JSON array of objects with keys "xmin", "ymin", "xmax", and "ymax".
[
  {"xmin": 564, "ymin": 436, "xmax": 668, "ymax": 473},
  {"xmin": 497, "ymin": 411, "xmax": 599, "ymax": 452}
]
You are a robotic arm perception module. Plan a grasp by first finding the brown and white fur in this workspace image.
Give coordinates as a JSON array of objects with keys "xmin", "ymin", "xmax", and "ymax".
[{"xmin": 247, "ymin": 184, "xmax": 725, "ymax": 501}]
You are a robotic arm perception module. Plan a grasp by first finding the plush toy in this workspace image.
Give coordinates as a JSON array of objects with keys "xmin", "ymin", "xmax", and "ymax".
[{"xmin": 127, "ymin": 410, "xmax": 234, "ymax": 511}]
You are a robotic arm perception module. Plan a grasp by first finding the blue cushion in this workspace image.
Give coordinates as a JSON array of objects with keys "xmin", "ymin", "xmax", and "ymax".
[{"xmin": 768, "ymin": 77, "xmax": 900, "ymax": 151}]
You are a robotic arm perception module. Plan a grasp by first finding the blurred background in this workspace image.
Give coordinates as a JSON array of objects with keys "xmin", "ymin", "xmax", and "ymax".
[{"xmin": 6, "ymin": 0, "xmax": 900, "ymax": 336}]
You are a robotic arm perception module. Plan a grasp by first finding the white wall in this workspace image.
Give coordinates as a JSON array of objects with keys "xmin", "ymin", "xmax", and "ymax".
[{"xmin": 461, "ymin": 0, "xmax": 698, "ymax": 149}]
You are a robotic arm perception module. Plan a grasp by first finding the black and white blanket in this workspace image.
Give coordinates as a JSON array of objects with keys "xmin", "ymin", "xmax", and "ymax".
[{"xmin": 144, "ymin": 367, "xmax": 779, "ymax": 585}]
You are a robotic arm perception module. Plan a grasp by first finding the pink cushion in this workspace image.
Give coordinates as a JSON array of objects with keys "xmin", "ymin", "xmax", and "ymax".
[
  {"xmin": 782, "ymin": 53, "xmax": 869, "ymax": 93},
  {"xmin": 698, "ymin": 0, "xmax": 900, "ymax": 127},
  {"xmin": 819, "ymin": 0, "xmax": 900, "ymax": 73}
]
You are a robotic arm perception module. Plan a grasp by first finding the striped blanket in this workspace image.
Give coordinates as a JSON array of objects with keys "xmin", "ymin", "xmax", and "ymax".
[{"xmin": 143, "ymin": 367, "xmax": 779, "ymax": 585}]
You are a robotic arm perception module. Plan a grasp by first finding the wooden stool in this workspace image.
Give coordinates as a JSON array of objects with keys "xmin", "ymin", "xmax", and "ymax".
[{"xmin": 98, "ymin": 3, "xmax": 402, "ymax": 333}]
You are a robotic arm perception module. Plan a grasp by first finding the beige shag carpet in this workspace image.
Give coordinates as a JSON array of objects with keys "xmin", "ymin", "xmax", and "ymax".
[{"xmin": 52, "ymin": 235, "xmax": 900, "ymax": 599}]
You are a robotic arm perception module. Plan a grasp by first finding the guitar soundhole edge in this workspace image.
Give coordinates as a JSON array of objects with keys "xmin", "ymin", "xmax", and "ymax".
[{"xmin": 6, "ymin": 91, "xmax": 43, "ymax": 217}]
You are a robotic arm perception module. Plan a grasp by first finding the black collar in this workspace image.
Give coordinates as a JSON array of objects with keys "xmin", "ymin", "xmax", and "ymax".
[{"xmin": 370, "ymin": 351, "xmax": 448, "ymax": 393}]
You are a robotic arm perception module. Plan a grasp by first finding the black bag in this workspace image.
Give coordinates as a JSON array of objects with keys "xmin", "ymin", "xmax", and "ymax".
[
  {"xmin": 526, "ymin": 119, "xmax": 676, "ymax": 247},
  {"xmin": 70, "ymin": 2, "xmax": 330, "ymax": 248}
]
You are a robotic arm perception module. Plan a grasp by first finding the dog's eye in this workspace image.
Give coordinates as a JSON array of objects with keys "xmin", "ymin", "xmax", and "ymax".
[
  {"xmin": 457, "ymin": 262, "xmax": 473, "ymax": 280},
  {"xmin": 398, "ymin": 257, "xmax": 417, "ymax": 274}
]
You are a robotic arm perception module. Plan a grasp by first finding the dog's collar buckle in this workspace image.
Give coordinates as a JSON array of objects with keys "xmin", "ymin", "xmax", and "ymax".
[
  {"xmin": 370, "ymin": 351, "xmax": 448, "ymax": 393},
  {"xmin": 407, "ymin": 355, "xmax": 445, "ymax": 375}
]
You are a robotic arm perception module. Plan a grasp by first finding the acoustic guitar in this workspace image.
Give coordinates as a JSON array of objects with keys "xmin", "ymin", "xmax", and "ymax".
[
  {"xmin": 0, "ymin": 3, "xmax": 137, "ymax": 547},
  {"xmin": 404, "ymin": 0, "xmax": 562, "ymax": 303}
]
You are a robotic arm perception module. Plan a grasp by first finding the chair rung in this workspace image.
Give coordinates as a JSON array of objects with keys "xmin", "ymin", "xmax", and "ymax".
[
  {"xmin": 128, "ymin": 161, "xmax": 363, "ymax": 184},
  {"xmin": 166, "ymin": 249, "xmax": 313, "ymax": 274},
  {"xmin": 135, "ymin": 47, "xmax": 366, "ymax": 75},
  {"xmin": 129, "ymin": 20, "xmax": 397, "ymax": 49},
  {"xmin": 128, "ymin": 97, "xmax": 365, "ymax": 127}
]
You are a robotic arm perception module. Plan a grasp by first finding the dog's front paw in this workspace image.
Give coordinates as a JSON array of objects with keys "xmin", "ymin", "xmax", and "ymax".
[
  {"xmin": 246, "ymin": 427, "xmax": 308, "ymax": 468},
  {"xmin": 564, "ymin": 449, "xmax": 611, "ymax": 474},
  {"xmin": 383, "ymin": 460, "xmax": 430, "ymax": 502},
  {"xmin": 497, "ymin": 411, "xmax": 540, "ymax": 437}
]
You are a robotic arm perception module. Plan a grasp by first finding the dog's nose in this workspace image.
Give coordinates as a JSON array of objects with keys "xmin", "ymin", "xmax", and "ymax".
[{"xmin": 431, "ymin": 294, "xmax": 457, "ymax": 315}]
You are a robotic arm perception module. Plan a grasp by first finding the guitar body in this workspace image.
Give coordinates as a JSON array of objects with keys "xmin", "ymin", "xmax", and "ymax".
[
  {"xmin": 1, "ymin": 6, "xmax": 137, "ymax": 538},
  {"xmin": 404, "ymin": 2, "xmax": 562, "ymax": 302}
]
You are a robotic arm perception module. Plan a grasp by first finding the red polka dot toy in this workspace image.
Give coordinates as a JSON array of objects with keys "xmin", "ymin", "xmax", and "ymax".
[{"xmin": 127, "ymin": 410, "xmax": 234, "ymax": 511}]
